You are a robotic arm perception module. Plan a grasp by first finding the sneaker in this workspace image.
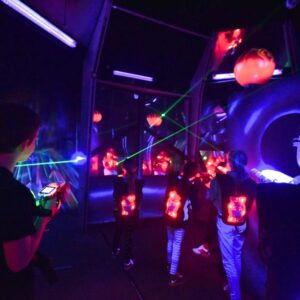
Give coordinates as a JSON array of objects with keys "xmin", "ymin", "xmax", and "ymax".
[
  {"xmin": 112, "ymin": 248, "xmax": 120, "ymax": 258},
  {"xmin": 175, "ymin": 272, "xmax": 184, "ymax": 279},
  {"xmin": 124, "ymin": 259, "xmax": 134, "ymax": 271},
  {"xmin": 192, "ymin": 243, "xmax": 211, "ymax": 257},
  {"xmin": 168, "ymin": 274, "xmax": 186, "ymax": 287},
  {"xmin": 166, "ymin": 264, "xmax": 183, "ymax": 278}
]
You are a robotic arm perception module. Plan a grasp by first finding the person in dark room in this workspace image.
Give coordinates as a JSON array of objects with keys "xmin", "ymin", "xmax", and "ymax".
[
  {"xmin": 210, "ymin": 150, "xmax": 256, "ymax": 300},
  {"xmin": 164, "ymin": 161, "xmax": 199, "ymax": 286},
  {"xmin": 0, "ymin": 103, "xmax": 59, "ymax": 300},
  {"xmin": 111, "ymin": 158, "xmax": 144, "ymax": 270}
]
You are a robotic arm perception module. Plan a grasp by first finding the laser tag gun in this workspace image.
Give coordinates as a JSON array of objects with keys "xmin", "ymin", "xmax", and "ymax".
[
  {"xmin": 39, "ymin": 182, "xmax": 70, "ymax": 207},
  {"xmin": 33, "ymin": 182, "xmax": 70, "ymax": 217},
  {"xmin": 165, "ymin": 190, "xmax": 182, "ymax": 219}
]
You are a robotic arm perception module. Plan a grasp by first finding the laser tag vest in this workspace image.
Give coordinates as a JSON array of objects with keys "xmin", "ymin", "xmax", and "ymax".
[
  {"xmin": 165, "ymin": 190, "xmax": 182, "ymax": 219},
  {"xmin": 113, "ymin": 176, "xmax": 144, "ymax": 218},
  {"xmin": 216, "ymin": 173, "xmax": 256, "ymax": 226},
  {"xmin": 164, "ymin": 177, "xmax": 192, "ymax": 228},
  {"xmin": 121, "ymin": 194, "xmax": 136, "ymax": 216}
]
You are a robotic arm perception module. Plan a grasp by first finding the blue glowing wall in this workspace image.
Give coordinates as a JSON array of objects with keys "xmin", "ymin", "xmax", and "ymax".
[{"xmin": 227, "ymin": 74, "xmax": 300, "ymax": 176}]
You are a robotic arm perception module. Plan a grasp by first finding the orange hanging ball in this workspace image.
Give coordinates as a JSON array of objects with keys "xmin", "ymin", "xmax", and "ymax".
[
  {"xmin": 93, "ymin": 111, "xmax": 102, "ymax": 123},
  {"xmin": 234, "ymin": 48, "xmax": 276, "ymax": 87},
  {"xmin": 147, "ymin": 113, "xmax": 162, "ymax": 127}
]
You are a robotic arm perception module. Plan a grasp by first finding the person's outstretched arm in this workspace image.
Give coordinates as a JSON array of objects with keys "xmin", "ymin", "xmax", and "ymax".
[{"xmin": 3, "ymin": 199, "xmax": 58, "ymax": 272}]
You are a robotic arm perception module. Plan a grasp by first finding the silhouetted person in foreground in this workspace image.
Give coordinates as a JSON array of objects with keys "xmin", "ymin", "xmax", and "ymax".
[{"xmin": 0, "ymin": 103, "xmax": 59, "ymax": 300}]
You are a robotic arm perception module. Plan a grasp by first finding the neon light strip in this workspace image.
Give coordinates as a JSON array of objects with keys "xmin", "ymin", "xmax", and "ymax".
[
  {"xmin": 113, "ymin": 70, "xmax": 153, "ymax": 82},
  {"xmin": 212, "ymin": 69, "xmax": 283, "ymax": 80},
  {"xmin": 212, "ymin": 73, "xmax": 236, "ymax": 80},
  {"xmin": 272, "ymin": 69, "xmax": 283, "ymax": 75},
  {"xmin": 1, "ymin": 0, "xmax": 77, "ymax": 48}
]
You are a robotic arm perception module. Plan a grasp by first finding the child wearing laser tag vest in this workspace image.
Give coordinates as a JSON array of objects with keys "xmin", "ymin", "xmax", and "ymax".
[
  {"xmin": 164, "ymin": 161, "xmax": 200, "ymax": 286},
  {"xmin": 112, "ymin": 158, "xmax": 144, "ymax": 271},
  {"xmin": 210, "ymin": 150, "xmax": 256, "ymax": 300}
]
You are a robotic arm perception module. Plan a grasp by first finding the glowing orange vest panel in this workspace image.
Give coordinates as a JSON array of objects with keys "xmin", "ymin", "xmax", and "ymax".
[
  {"xmin": 225, "ymin": 195, "xmax": 247, "ymax": 225},
  {"xmin": 165, "ymin": 190, "xmax": 181, "ymax": 219},
  {"xmin": 121, "ymin": 194, "xmax": 136, "ymax": 216}
]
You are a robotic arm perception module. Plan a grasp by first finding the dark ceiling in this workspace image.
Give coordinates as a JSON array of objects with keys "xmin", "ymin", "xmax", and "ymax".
[
  {"xmin": 98, "ymin": 0, "xmax": 297, "ymax": 92},
  {"xmin": 113, "ymin": 0, "xmax": 289, "ymax": 34},
  {"xmin": 2, "ymin": 0, "xmax": 300, "ymax": 93}
]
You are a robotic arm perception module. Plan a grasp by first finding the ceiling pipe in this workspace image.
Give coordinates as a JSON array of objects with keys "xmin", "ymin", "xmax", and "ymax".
[{"xmin": 112, "ymin": 5, "xmax": 210, "ymax": 40}]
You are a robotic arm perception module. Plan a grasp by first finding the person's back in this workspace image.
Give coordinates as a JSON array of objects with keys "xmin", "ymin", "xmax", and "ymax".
[
  {"xmin": 210, "ymin": 150, "xmax": 256, "ymax": 300},
  {"xmin": 164, "ymin": 161, "xmax": 197, "ymax": 286},
  {"xmin": 112, "ymin": 158, "xmax": 144, "ymax": 270},
  {"xmin": 0, "ymin": 103, "xmax": 59, "ymax": 300}
]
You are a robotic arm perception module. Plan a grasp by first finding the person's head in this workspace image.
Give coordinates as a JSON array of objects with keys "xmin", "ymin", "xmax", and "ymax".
[
  {"xmin": 228, "ymin": 150, "xmax": 247, "ymax": 172},
  {"xmin": 182, "ymin": 161, "xmax": 199, "ymax": 179},
  {"xmin": 123, "ymin": 158, "xmax": 137, "ymax": 174},
  {"xmin": 0, "ymin": 103, "xmax": 41, "ymax": 161}
]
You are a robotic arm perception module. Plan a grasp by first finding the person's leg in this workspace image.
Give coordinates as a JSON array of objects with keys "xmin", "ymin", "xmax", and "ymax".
[
  {"xmin": 169, "ymin": 228, "xmax": 185, "ymax": 276},
  {"xmin": 124, "ymin": 218, "xmax": 134, "ymax": 264},
  {"xmin": 167, "ymin": 225, "xmax": 174, "ymax": 268},
  {"xmin": 192, "ymin": 204, "xmax": 216, "ymax": 256},
  {"xmin": 112, "ymin": 217, "xmax": 123, "ymax": 255},
  {"xmin": 233, "ymin": 225, "xmax": 246, "ymax": 285},
  {"xmin": 217, "ymin": 217, "xmax": 242, "ymax": 300}
]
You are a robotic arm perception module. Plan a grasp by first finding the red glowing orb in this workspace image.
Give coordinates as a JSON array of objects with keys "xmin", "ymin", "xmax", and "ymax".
[
  {"xmin": 234, "ymin": 48, "xmax": 275, "ymax": 87},
  {"xmin": 147, "ymin": 113, "xmax": 162, "ymax": 127},
  {"xmin": 93, "ymin": 111, "xmax": 102, "ymax": 123}
]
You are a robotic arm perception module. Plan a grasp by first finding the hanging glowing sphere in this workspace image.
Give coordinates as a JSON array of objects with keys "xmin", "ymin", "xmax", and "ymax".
[
  {"xmin": 147, "ymin": 113, "xmax": 162, "ymax": 127},
  {"xmin": 93, "ymin": 111, "xmax": 102, "ymax": 123},
  {"xmin": 233, "ymin": 48, "xmax": 275, "ymax": 87}
]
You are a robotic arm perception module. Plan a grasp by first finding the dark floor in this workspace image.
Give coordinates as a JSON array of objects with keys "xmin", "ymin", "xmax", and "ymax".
[{"xmin": 35, "ymin": 218, "xmax": 255, "ymax": 300}]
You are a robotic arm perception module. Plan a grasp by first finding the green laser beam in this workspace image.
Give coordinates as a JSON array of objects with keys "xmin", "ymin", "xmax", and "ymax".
[
  {"xmin": 150, "ymin": 106, "xmax": 220, "ymax": 151},
  {"xmin": 117, "ymin": 7, "xmax": 284, "ymax": 166},
  {"xmin": 123, "ymin": 63, "xmax": 282, "ymax": 165},
  {"xmin": 118, "ymin": 112, "xmax": 215, "ymax": 164},
  {"xmin": 16, "ymin": 159, "xmax": 83, "ymax": 167},
  {"xmin": 162, "ymin": 76, "xmax": 204, "ymax": 117}
]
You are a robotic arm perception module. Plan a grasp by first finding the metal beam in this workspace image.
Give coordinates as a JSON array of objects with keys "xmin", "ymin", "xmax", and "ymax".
[
  {"xmin": 112, "ymin": 5, "xmax": 210, "ymax": 40},
  {"xmin": 79, "ymin": 0, "xmax": 112, "ymax": 232}
]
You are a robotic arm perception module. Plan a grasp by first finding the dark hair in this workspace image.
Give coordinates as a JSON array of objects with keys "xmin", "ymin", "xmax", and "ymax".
[
  {"xmin": 123, "ymin": 158, "xmax": 137, "ymax": 171},
  {"xmin": 229, "ymin": 150, "xmax": 248, "ymax": 170},
  {"xmin": 0, "ymin": 103, "xmax": 41, "ymax": 153},
  {"xmin": 182, "ymin": 161, "xmax": 199, "ymax": 178}
]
